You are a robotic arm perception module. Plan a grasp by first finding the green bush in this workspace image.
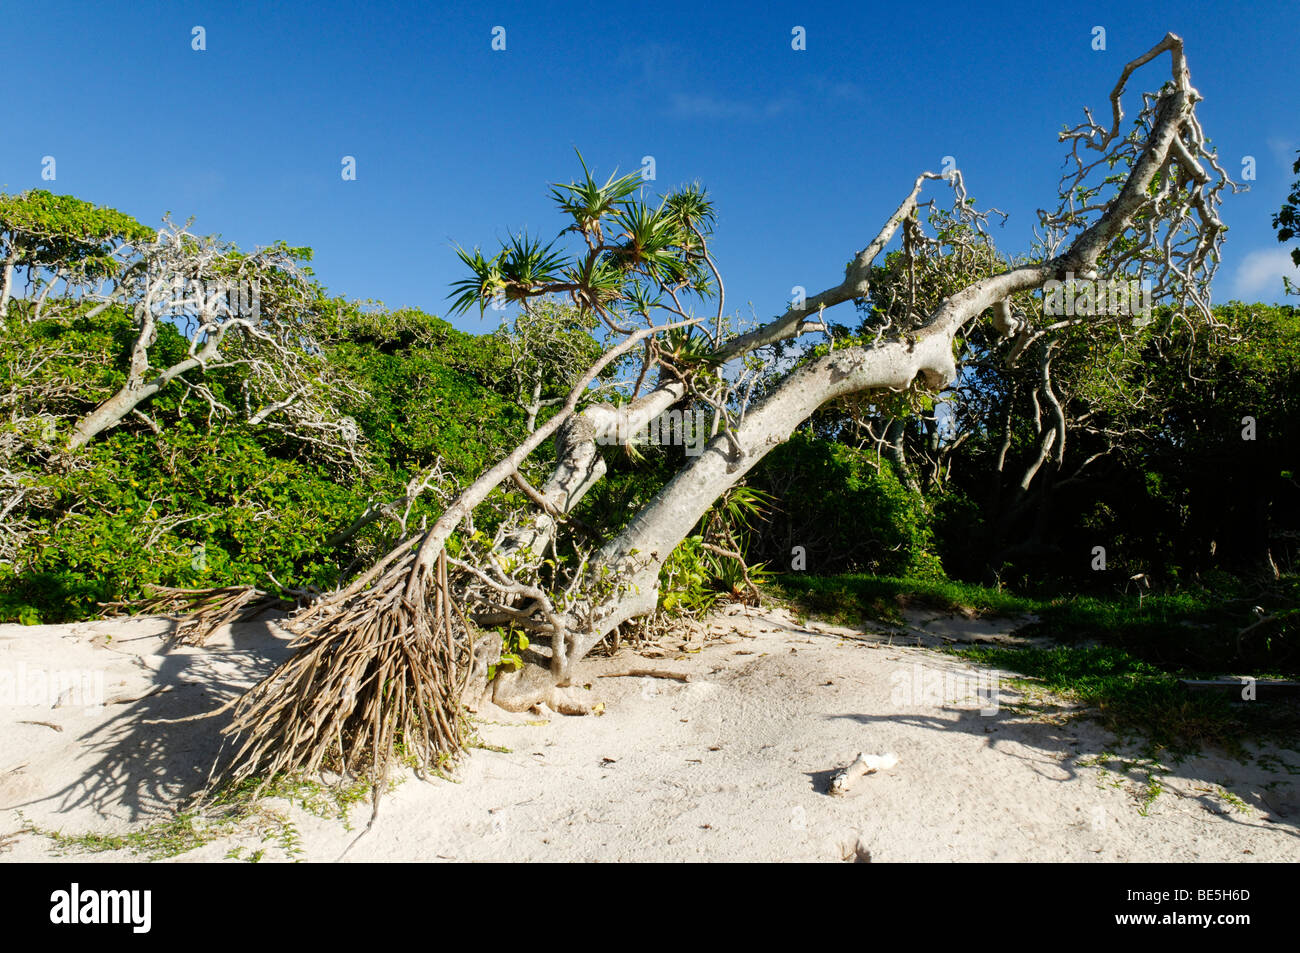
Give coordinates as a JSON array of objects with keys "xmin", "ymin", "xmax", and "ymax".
[
  {"xmin": 0, "ymin": 303, "xmax": 533, "ymax": 623},
  {"xmin": 749, "ymin": 430, "xmax": 946, "ymax": 579}
]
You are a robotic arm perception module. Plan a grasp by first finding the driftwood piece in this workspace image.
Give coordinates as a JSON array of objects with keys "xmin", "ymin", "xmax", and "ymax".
[
  {"xmin": 829, "ymin": 751, "xmax": 899, "ymax": 796},
  {"xmin": 598, "ymin": 669, "xmax": 691, "ymax": 682}
]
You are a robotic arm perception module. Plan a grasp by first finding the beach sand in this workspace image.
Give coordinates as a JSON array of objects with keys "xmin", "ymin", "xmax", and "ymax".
[{"xmin": 2, "ymin": 604, "xmax": 1297, "ymax": 862}]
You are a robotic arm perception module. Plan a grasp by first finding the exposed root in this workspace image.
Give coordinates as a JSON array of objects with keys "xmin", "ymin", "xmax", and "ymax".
[
  {"xmin": 210, "ymin": 550, "xmax": 470, "ymax": 818},
  {"xmin": 104, "ymin": 584, "xmax": 299, "ymax": 646},
  {"xmin": 488, "ymin": 657, "xmax": 595, "ymax": 715}
]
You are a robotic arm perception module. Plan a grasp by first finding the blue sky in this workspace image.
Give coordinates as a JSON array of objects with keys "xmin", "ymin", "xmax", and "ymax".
[{"xmin": 4, "ymin": 0, "xmax": 1297, "ymax": 334}]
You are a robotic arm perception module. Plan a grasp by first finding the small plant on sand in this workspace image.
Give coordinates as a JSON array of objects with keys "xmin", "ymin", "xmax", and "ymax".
[
  {"xmin": 1212, "ymin": 785, "xmax": 1251, "ymax": 814},
  {"xmin": 20, "ymin": 770, "xmax": 378, "ymax": 860},
  {"xmin": 488, "ymin": 626, "xmax": 529, "ymax": 680},
  {"xmin": 1137, "ymin": 773, "xmax": 1165, "ymax": 816},
  {"xmin": 24, "ymin": 810, "xmax": 225, "ymax": 861}
]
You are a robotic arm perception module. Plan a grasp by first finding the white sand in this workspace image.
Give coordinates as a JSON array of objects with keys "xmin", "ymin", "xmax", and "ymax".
[{"xmin": 2, "ymin": 604, "xmax": 1297, "ymax": 862}]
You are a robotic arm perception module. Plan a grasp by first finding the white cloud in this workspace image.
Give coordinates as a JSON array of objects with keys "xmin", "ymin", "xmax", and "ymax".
[
  {"xmin": 1231, "ymin": 247, "xmax": 1299, "ymax": 299},
  {"xmin": 1267, "ymin": 136, "xmax": 1298, "ymax": 172},
  {"xmin": 668, "ymin": 91, "xmax": 799, "ymax": 121}
]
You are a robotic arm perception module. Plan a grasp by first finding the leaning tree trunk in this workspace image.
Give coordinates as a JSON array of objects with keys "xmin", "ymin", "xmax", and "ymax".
[
  {"xmin": 212, "ymin": 35, "xmax": 1229, "ymax": 794},
  {"xmin": 492, "ymin": 36, "xmax": 1209, "ymax": 704}
]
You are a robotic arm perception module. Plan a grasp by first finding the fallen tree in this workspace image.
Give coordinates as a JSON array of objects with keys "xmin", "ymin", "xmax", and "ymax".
[{"xmin": 212, "ymin": 34, "xmax": 1234, "ymax": 802}]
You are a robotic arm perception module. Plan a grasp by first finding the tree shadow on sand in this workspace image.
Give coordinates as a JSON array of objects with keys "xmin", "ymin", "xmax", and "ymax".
[
  {"xmin": 767, "ymin": 608, "xmax": 1300, "ymax": 842},
  {"xmin": 21, "ymin": 614, "xmax": 294, "ymax": 823},
  {"xmin": 824, "ymin": 695, "xmax": 1300, "ymax": 842}
]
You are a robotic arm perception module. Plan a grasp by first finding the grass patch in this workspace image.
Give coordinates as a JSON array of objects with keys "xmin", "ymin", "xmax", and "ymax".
[
  {"xmin": 23, "ymin": 809, "xmax": 230, "ymax": 861},
  {"xmin": 775, "ymin": 573, "xmax": 1300, "ymax": 754},
  {"xmin": 773, "ymin": 573, "xmax": 1036, "ymax": 626},
  {"xmin": 775, "ymin": 573, "xmax": 1298, "ymax": 675},
  {"xmin": 22, "ymin": 772, "xmax": 375, "ymax": 861},
  {"xmin": 1076, "ymin": 752, "xmax": 1170, "ymax": 814},
  {"xmin": 951, "ymin": 643, "xmax": 1298, "ymax": 754},
  {"xmin": 1211, "ymin": 785, "xmax": 1252, "ymax": 814}
]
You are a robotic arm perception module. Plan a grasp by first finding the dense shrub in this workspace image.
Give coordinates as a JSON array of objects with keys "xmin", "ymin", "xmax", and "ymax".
[
  {"xmin": 748, "ymin": 430, "xmax": 946, "ymax": 579},
  {"xmin": 0, "ymin": 305, "xmax": 531, "ymax": 623}
]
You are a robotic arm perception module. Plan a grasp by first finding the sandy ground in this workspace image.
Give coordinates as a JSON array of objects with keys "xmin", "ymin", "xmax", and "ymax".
[{"xmin": 1, "ymin": 603, "xmax": 1297, "ymax": 863}]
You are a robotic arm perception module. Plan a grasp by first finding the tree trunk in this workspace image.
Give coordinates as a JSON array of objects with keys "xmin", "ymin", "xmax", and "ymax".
[
  {"xmin": 66, "ymin": 356, "xmax": 201, "ymax": 449},
  {"xmin": 0, "ymin": 253, "xmax": 16, "ymax": 317},
  {"xmin": 285, "ymin": 34, "xmax": 1219, "ymax": 721},
  {"xmin": 493, "ymin": 56, "xmax": 1204, "ymax": 696}
]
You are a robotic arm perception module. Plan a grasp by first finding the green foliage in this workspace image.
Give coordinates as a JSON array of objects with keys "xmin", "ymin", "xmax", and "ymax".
[
  {"xmin": 487, "ymin": 628, "xmax": 530, "ymax": 680},
  {"xmin": 749, "ymin": 430, "xmax": 946, "ymax": 579},
  {"xmin": 897, "ymin": 300, "xmax": 1300, "ymax": 590},
  {"xmin": 0, "ymin": 293, "xmax": 546, "ymax": 623},
  {"xmin": 324, "ymin": 305, "xmax": 529, "ymax": 483},
  {"xmin": 0, "ymin": 189, "xmax": 154, "ymax": 282},
  {"xmin": 656, "ymin": 484, "xmax": 774, "ymax": 613},
  {"xmin": 1063, "ymin": 303, "xmax": 1300, "ymax": 583},
  {"xmin": 951, "ymin": 643, "xmax": 1260, "ymax": 754},
  {"xmin": 658, "ymin": 535, "xmax": 719, "ymax": 615},
  {"xmin": 1273, "ymin": 149, "xmax": 1300, "ymax": 277},
  {"xmin": 447, "ymin": 150, "xmax": 718, "ymax": 321}
]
